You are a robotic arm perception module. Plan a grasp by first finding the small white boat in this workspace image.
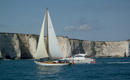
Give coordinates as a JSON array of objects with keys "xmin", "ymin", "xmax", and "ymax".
[
  {"xmin": 60, "ymin": 53, "xmax": 96, "ymax": 64},
  {"xmin": 34, "ymin": 8, "xmax": 70, "ymax": 66}
]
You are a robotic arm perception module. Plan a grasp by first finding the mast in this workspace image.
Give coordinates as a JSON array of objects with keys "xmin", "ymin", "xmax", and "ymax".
[{"xmin": 46, "ymin": 8, "xmax": 49, "ymax": 56}]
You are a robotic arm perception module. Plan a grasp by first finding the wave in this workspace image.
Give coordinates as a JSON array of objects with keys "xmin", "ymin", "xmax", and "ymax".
[{"xmin": 108, "ymin": 62, "xmax": 130, "ymax": 64}]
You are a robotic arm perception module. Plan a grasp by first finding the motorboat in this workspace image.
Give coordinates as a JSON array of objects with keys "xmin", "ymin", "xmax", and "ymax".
[{"xmin": 60, "ymin": 53, "xmax": 96, "ymax": 64}]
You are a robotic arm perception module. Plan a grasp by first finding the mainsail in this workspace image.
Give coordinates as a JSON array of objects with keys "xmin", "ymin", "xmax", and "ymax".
[{"xmin": 47, "ymin": 10, "xmax": 63, "ymax": 59}]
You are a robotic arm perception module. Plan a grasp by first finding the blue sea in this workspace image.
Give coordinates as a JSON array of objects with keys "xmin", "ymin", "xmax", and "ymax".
[{"xmin": 0, "ymin": 57, "xmax": 130, "ymax": 80}]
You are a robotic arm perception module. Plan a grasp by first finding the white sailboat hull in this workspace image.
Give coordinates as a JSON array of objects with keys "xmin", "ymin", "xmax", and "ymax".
[{"xmin": 34, "ymin": 61, "xmax": 70, "ymax": 66}]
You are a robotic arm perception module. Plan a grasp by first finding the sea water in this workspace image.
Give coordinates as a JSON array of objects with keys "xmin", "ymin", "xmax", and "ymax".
[{"xmin": 0, "ymin": 57, "xmax": 130, "ymax": 80}]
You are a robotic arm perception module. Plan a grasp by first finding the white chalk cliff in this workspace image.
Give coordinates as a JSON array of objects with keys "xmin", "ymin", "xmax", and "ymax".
[{"xmin": 0, "ymin": 33, "xmax": 129, "ymax": 59}]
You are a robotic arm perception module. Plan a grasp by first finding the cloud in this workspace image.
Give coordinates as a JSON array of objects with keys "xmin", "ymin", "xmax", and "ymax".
[
  {"xmin": 63, "ymin": 26, "xmax": 75, "ymax": 31},
  {"xmin": 63, "ymin": 24, "xmax": 106, "ymax": 32},
  {"xmin": 64, "ymin": 24, "xmax": 92, "ymax": 32},
  {"xmin": 76, "ymin": 24, "xmax": 92, "ymax": 31}
]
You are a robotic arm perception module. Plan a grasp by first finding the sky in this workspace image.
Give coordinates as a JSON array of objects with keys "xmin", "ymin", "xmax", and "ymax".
[{"xmin": 0, "ymin": 0, "xmax": 130, "ymax": 41}]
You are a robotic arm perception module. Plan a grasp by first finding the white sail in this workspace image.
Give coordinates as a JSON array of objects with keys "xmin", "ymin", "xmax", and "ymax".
[
  {"xmin": 47, "ymin": 11, "xmax": 63, "ymax": 59},
  {"xmin": 35, "ymin": 13, "xmax": 48, "ymax": 59}
]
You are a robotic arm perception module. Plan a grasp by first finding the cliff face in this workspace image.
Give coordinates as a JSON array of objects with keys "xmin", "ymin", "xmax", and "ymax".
[
  {"xmin": 0, "ymin": 33, "xmax": 21, "ymax": 59},
  {"xmin": 70, "ymin": 39, "xmax": 130, "ymax": 57},
  {"xmin": 70, "ymin": 40, "xmax": 96, "ymax": 57},
  {"xmin": 0, "ymin": 33, "xmax": 129, "ymax": 59},
  {"xmin": 95, "ymin": 41, "xmax": 129, "ymax": 57},
  {"xmin": 97, "ymin": 41, "xmax": 129, "ymax": 57},
  {"xmin": 129, "ymin": 40, "xmax": 130, "ymax": 56},
  {"xmin": 56, "ymin": 36, "xmax": 71, "ymax": 57},
  {"xmin": 17, "ymin": 34, "xmax": 37, "ymax": 59},
  {"xmin": 0, "ymin": 33, "xmax": 71, "ymax": 59},
  {"xmin": 0, "ymin": 33, "xmax": 38, "ymax": 59}
]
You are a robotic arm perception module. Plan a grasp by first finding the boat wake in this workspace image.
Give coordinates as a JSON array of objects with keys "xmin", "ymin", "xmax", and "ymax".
[
  {"xmin": 96, "ymin": 62, "xmax": 130, "ymax": 64},
  {"xmin": 108, "ymin": 62, "xmax": 130, "ymax": 64}
]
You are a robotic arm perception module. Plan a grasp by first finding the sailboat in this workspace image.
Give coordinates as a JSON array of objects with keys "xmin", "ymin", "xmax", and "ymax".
[{"xmin": 34, "ymin": 8, "xmax": 71, "ymax": 66}]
